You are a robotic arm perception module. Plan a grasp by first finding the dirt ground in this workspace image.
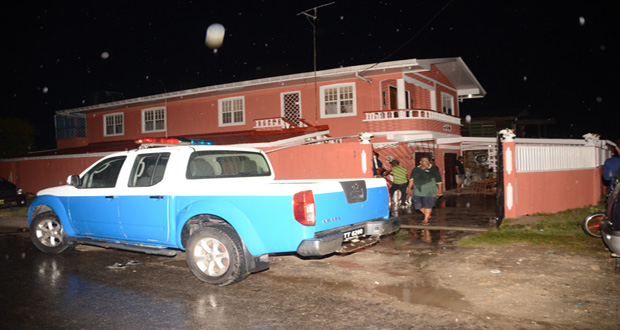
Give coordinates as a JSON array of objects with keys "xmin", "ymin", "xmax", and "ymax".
[
  {"xmin": 261, "ymin": 234, "xmax": 620, "ymax": 329},
  {"xmin": 3, "ymin": 213, "xmax": 620, "ymax": 329}
]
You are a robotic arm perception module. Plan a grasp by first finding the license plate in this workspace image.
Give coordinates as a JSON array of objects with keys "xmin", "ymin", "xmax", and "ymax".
[
  {"xmin": 343, "ymin": 227, "xmax": 364, "ymax": 241},
  {"xmin": 0, "ymin": 200, "xmax": 4, "ymax": 205}
]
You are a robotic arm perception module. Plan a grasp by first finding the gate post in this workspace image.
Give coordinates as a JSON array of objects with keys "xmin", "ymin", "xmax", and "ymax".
[{"xmin": 500, "ymin": 130, "xmax": 517, "ymax": 219}]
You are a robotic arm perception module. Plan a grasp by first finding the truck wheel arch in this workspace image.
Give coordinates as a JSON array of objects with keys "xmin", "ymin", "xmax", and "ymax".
[
  {"xmin": 28, "ymin": 196, "xmax": 77, "ymax": 238},
  {"xmin": 176, "ymin": 201, "xmax": 267, "ymax": 255}
]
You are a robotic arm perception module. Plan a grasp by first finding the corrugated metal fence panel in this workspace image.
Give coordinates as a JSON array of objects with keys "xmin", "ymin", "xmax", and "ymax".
[{"xmin": 516, "ymin": 144, "xmax": 597, "ymax": 172}]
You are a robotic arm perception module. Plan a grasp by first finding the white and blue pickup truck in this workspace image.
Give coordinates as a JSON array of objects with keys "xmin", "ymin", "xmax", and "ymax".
[{"xmin": 28, "ymin": 138, "xmax": 400, "ymax": 285}]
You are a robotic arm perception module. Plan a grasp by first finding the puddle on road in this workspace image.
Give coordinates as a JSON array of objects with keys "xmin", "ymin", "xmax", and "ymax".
[{"xmin": 376, "ymin": 282, "xmax": 471, "ymax": 312}]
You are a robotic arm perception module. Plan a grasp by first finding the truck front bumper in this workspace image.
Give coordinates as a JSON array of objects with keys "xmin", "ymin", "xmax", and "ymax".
[{"xmin": 296, "ymin": 216, "xmax": 401, "ymax": 256}]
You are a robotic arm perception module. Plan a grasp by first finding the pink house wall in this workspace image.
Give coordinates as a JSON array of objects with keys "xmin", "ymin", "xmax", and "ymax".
[{"xmin": 58, "ymin": 65, "xmax": 460, "ymax": 150}]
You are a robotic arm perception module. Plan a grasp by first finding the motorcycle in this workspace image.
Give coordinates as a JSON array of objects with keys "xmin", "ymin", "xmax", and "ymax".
[{"xmin": 600, "ymin": 176, "xmax": 620, "ymax": 258}]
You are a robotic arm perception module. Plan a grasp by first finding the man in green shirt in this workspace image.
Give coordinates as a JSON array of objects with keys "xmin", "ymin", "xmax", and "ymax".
[
  {"xmin": 387, "ymin": 159, "xmax": 408, "ymax": 206},
  {"xmin": 407, "ymin": 156, "xmax": 443, "ymax": 224}
]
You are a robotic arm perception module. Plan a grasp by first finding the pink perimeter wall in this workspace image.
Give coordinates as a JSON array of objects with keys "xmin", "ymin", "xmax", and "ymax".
[
  {"xmin": 1, "ymin": 143, "xmax": 376, "ymax": 195},
  {"xmin": 514, "ymin": 168, "xmax": 602, "ymax": 216}
]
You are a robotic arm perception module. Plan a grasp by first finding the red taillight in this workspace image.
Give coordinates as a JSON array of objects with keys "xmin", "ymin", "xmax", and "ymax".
[{"xmin": 293, "ymin": 190, "xmax": 315, "ymax": 226}]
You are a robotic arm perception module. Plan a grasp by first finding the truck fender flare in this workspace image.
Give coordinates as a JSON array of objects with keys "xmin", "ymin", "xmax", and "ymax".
[
  {"xmin": 28, "ymin": 195, "xmax": 77, "ymax": 237},
  {"xmin": 176, "ymin": 199, "xmax": 266, "ymax": 255}
]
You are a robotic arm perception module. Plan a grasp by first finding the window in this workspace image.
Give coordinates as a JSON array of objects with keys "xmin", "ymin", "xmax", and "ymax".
[
  {"xmin": 320, "ymin": 83, "xmax": 356, "ymax": 117},
  {"xmin": 441, "ymin": 93, "xmax": 454, "ymax": 115},
  {"xmin": 142, "ymin": 107, "xmax": 166, "ymax": 133},
  {"xmin": 186, "ymin": 151, "xmax": 271, "ymax": 179},
  {"xmin": 103, "ymin": 113, "xmax": 124, "ymax": 136},
  {"xmin": 80, "ymin": 156, "xmax": 126, "ymax": 188},
  {"xmin": 128, "ymin": 153, "xmax": 170, "ymax": 187},
  {"xmin": 219, "ymin": 96, "xmax": 245, "ymax": 126}
]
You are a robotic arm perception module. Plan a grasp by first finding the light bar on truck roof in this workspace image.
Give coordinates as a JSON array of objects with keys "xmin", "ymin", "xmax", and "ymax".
[{"xmin": 134, "ymin": 138, "xmax": 215, "ymax": 146}]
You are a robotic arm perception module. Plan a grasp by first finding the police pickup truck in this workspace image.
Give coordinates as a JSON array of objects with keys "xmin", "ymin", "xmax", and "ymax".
[{"xmin": 28, "ymin": 138, "xmax": 400, "ymax": 285}]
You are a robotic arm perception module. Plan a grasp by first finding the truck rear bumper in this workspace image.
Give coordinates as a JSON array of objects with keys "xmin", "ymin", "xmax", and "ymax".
[{"xmin": 296, "ymin": 216, "xmax": 401, "ymax": 256}]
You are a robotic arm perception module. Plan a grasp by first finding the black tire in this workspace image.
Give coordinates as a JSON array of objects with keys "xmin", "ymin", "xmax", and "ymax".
[
  {"xmin": 186, "ymin": 224, "xmax": 248, "ymax": 286},
  {"xmin": 30, "ymin": 212, "xmax": 75, "ymax": 254},
  {"xmin": 582, "ymin": 212, "xmax": 605, "ymax": 238}
]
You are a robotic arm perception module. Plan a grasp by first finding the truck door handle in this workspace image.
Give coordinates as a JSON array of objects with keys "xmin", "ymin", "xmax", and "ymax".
[
  {"xmin": 150, "ymin": 196, "xmax": 164, "ymax": 199},
  {"xmin": 105, "ymin": 195, "xmax": 117, "ymax": 199}
]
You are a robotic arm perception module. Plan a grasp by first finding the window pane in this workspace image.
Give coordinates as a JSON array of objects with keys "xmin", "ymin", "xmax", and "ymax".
[
  {"xmin": 81, "ymin": 156, "xmax": 126, "ymax": 188},
  {"xmin": 234, "ymin": 111, "xmax": 243, "ymax": 123},
  {"xmin": 325, "ymin": 102, "xmax": 337, "ymax": 114},
  {"xmin": 341, "ymin": 100, "xmax": 353, "ymax": 113}
]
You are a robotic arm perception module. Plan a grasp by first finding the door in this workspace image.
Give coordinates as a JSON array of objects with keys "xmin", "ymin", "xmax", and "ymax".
[
  {"xmin": 282, "ymin": 92, "xmax": 301, "ymax": 125},
  {"xmin": 118, "ymin": 152, "xmax": 171, "ymax": 243},
  {"xmin": 68, "ymin": 156, "xmax": 126, "ymax": 238},
  {"xmin": 444, "ymin": 153, "xmax": 457, "ymax": 191}
]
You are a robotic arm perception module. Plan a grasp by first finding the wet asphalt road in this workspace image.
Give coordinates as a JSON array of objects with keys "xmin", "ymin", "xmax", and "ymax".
[{"xmin": 0, "ymin": 192, "xmax": 497, "ymax": 329}]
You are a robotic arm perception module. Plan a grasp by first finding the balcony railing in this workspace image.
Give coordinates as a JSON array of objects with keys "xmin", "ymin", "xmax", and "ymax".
[
  {"xmin": 254, "ymin": 117, "xmax": 309, "ymax": 130},
  {"xmin": 363, "ymin": 109, "xmax": 461, "ymax": 125}
]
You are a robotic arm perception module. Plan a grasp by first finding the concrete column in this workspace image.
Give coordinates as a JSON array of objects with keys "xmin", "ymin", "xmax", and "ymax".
[{"xmin": 397, "ymin": 79, "xmax": 406, "ymax": 110}]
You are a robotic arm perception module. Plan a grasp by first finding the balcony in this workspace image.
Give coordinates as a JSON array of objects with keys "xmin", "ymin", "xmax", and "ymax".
[
  {"xmin": 254, "ymin": 117, "xmax": 312, "ymax": 130},
  {"xmin": 363, "ymin": 109, "xmax": 461, "ymax": 125},
  {"xmin": 363, "ymin": 109, "xmax": 462, "ymax": 135}
]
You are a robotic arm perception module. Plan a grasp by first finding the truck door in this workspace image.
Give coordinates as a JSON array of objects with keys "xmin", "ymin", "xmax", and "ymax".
[
  {"xmin": 118, "ymin": 152, "xmax": 171, "ymax": 243},
  {"xmin": 68, "ymin": 156, "xmax": 126, "ymax": 239}
]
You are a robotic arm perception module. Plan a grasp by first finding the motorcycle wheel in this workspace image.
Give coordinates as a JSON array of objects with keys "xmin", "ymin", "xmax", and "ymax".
[{"xmin": 582, "ymin": 212, "xmax": 605, "ymax": 238}]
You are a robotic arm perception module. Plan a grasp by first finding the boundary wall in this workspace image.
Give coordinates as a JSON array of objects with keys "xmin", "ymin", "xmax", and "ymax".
[{"xmin": 502, "ymin": 138, "xmax": 607, "ymax": 218}]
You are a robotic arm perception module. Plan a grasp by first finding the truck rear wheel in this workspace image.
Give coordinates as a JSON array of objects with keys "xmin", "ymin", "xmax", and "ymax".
[{"xmin": 186, "ymin": 224, "xmax": 248, "ymax": 286}]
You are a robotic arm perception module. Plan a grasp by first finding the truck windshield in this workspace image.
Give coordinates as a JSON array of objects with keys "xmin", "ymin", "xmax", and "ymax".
[{"xmin": 186, "ymin": 151, "xmax": 271, "ymax": 179}]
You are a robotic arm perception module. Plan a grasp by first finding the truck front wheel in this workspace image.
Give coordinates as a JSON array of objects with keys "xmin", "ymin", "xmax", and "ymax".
[
  {"xmin": 30, "ymin": 212, "xmax": 76, "ymax": 254},
  {"xmin": 186, "ymin": 224, "xmax": 248, "ymax": 286}
]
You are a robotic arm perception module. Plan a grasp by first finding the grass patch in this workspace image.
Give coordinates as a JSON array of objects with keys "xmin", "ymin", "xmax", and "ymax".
[{"xmin": 458, "ymin": 204, "xmax": 609, "ymax": 254}]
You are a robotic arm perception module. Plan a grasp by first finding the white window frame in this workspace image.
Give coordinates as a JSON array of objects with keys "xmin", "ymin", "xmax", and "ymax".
[
  {"xmin": 441, "ymin": 92, "xmax": 454, "ymax": 115},
  {"xmin": 218, "ymin": 96, "xmax": 245, "ymax": 127},
  {"xmin": 141, "ymin": 107, "xmax": 166, "ymax": 133},
  {"xmin": 103, "ymin": 112, "xmax": 124, "ymax": 137},
  {"xmin": 319, "ymin": 83, "xmax": 357, "ymax": 118}
]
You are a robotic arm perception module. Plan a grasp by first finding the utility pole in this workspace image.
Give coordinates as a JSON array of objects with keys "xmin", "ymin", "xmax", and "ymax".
[{"xmin": 297, "ymin": 2, "xmax": 334, "ymax": 125}]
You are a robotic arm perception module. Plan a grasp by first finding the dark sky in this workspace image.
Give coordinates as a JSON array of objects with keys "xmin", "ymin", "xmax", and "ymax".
[{"xmin": 2, "ymin": 0, "xmax": 619, "ymax": 150}]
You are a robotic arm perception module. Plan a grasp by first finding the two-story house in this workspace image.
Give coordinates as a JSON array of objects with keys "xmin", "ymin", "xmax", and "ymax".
[{"xmin": 4, "ymin": 57, "xmax": 485, "ymax": 193}]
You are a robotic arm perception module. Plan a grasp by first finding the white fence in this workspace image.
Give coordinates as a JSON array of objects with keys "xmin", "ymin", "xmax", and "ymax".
[{"xmin": 515, "ymin": 139, "xmax": 608, "ymax": 173}]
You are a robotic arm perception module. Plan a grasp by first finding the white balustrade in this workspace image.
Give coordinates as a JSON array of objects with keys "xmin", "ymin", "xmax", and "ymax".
[{"xmin": 363, "ymin": 109, "xmax": 461, "ymax": 125}]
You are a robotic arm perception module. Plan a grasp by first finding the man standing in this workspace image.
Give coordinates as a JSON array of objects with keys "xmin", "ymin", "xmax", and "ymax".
[
  {"xmin": 603, "ymin": 145, "xmax": 620, "ymax": 193},
  {"xmin": 408, "ymin": 156, "xmax": 443, "ymax": 224},
  {"xmin": 387, "ymin": 159, "xmax": 408, "ymax": 206},
  {"xmin": 455, "ymin": 156, "xmax": 465, "ymax": 193}
]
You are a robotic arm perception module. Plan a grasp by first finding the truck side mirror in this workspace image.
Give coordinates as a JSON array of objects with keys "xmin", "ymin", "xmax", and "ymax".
[{"xmin": 67, "ymin": 175, "xmax": 81, "ymax": 187}]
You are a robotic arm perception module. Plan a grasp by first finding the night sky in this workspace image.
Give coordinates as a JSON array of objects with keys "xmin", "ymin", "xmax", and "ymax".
[{"xmin": 2, "ymin": 1, "xmax": 619, "ymax": 151}]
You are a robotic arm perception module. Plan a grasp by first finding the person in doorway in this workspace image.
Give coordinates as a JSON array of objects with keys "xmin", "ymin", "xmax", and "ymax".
[
  {"xmin": 455, "ymin": 156, "xmax": 465, "ymax": 193},
  {"xmin": 407, "ymin": 156, "xmax": 443, "ymax": 224},
  {"xmin": 386, "ymin": 159, "xmax": 408, "ymax": 206},
  {"xmin": 372, "ymin": 152, "xmax": 385, "ymax": 177}
]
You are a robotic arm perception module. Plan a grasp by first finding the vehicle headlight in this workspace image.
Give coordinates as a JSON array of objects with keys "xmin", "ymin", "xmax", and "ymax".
[{"xmin": 16, "ymin": 188, "xmax": 23, "ymax": 195}]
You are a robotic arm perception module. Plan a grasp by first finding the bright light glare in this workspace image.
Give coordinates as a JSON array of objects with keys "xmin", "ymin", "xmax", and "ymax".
[{"xmin": 205, "ymin": 23, "xmax": 225, "ymax": 50}]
